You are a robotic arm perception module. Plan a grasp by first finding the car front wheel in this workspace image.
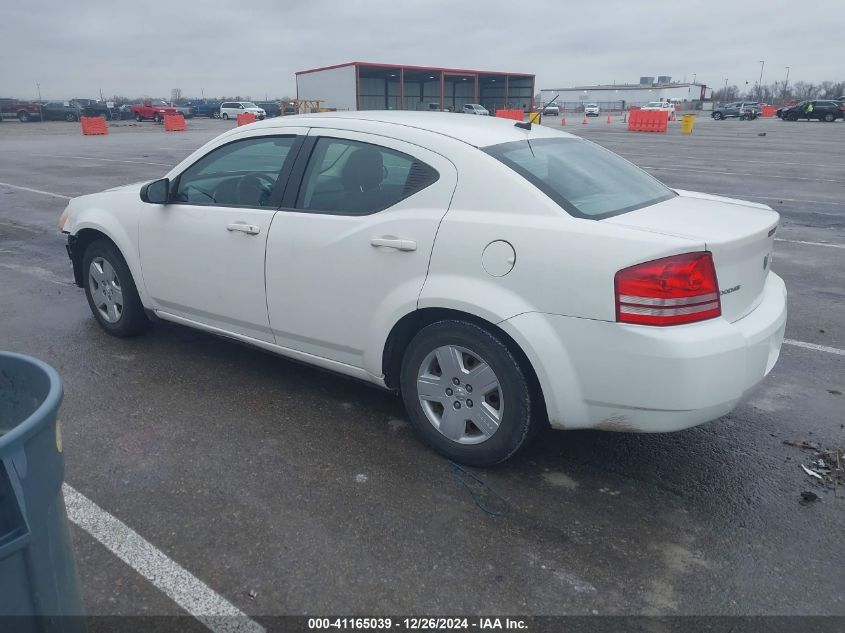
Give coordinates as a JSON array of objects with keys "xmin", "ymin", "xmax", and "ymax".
[
  {"xmin": 400, "ymin": 320, "xmax": 535, "ymax": 466},
  {"xmin": 82, "ymin": 239, "xmax": 150, "ymax": 337},
  {"xmin": 222, "ymin": 113, "xmax": 229, "ymax": 120},
  {"xmin": 823, "ymin": 113, "xmax": 835, "ymax": 122},
  {"xmin": 712, "ymin": 112, "xmax": 723, "ymax": 120}
]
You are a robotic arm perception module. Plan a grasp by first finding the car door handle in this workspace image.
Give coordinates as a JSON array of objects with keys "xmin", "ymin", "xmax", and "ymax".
[
  {"xmin": 226, "ymin": 222, "xmax": 260, "ymax": 235},
  {"xmin": 370, "ymin": 236, "xmax": 417, "ymax": 251}
]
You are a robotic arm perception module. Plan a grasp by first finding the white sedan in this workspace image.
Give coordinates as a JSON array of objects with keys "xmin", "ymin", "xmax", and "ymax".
[{"xmin": 59, "ymin": 112, "xmax": 786, "ymax": 465}]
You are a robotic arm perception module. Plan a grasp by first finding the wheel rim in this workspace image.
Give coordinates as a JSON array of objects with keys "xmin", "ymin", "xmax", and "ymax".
[
  {"xmin": 416, "ymin": 345, "xmax": 503, "ymax": 445},
  {"xmin": 89, "ymin": 257, "xmax": 123, "ymax": 323}
]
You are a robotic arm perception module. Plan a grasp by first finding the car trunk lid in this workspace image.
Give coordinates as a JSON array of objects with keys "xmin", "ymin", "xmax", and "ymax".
[{"xmin": 604, "ymin": 190, "xmax": 779, "ymax": 322}]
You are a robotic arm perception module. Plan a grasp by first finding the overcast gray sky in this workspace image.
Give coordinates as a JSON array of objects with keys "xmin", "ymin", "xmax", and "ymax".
[{"xmin": 2, "ymin": 0, "xmax": 839, "ymax": 100}]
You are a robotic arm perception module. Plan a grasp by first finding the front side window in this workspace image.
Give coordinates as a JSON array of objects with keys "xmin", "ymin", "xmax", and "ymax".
[
  {"xmin": 295, "ymin": 137, "xmax": 439, "ymax": 215},
  {"xmin": 484, "ymin": 137, "xmax": 675, "ymax": 219},
  {"xmin": 173, "ymin": 136, "xmax": 297, "ymax": 207}
]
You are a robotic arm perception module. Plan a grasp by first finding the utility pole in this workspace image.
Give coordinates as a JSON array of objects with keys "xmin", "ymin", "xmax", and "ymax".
[
  {"xmin": 723, "ymin": 78, "xmax": 729, "ymax": 101},
  {"xmin": 783, "ymin": 66, "xmax": 790, "ymax": 102},
  {"xmin": 36, "ymin": 82, "xmax": 42, "ymax": 122},
  {"xmin": 757, "ymin": 60, "xmax": 765, "ymax": 101}
]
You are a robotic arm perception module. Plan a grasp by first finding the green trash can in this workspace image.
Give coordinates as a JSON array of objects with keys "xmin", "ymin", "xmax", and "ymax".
[{"xmin": 0, "ymin": 352, "xmax": 86, "ymax": 633}]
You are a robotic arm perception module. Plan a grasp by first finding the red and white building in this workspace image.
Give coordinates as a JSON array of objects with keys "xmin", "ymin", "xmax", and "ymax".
[{"xmin": 295, "ymin": 62, "xmax": 535, "ymax": 113}]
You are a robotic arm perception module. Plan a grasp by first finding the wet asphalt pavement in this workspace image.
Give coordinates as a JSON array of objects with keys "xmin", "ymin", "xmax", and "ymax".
[{"xmin": 0, "ymin": 115, "xmax": 843, "ymax": 622}]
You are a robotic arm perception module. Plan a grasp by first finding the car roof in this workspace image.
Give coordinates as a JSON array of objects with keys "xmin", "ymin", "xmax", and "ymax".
[{"xmin": 246, "ymin": 110, "xmax": 571, "ymax": 148}]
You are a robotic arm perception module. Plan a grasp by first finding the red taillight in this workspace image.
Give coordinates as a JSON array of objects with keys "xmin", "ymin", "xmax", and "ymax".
[{"xmin": 615, "ymin": 252, "xmax": 721, "ymax": 326}]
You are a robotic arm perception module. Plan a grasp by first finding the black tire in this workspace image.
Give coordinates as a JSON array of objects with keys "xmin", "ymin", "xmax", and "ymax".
[
  {"xmin": 17, "ymin": 111, "xmax": 30, "ymax": 122},
  {"xmin": 712, "ymin": 111, "xmax": 723, "ymax": 120},
  {"xmin": 82, "ymin": 239, "xmax": 150, "ymax": 337},
  {"xmin": 135, "ymin": 113, "xmax": 143, "ymax": 122},
  {"xmin": 211, "ymin": 111, "xmax": 220, "ymax": 119},
  {"xmin": 65, "ymin": 112, "xmax": 78, "ymax": 122},
  {"xmin": 823, "ymin": 113, "xmax": 835, "ymax": 122},
  {"xmin": 400, "ymin": 320, "xmax": 535, "ymax": 466},
  {"xmin": 222, "ymin": 113, "xmax": 229, "ymax": 120},
  {"xmin": 153, "ymin": 113, "xmax": 162, "ymax": 123},
  {"xmin": 788, "ymin": 112, "xmax": 798, "ymax": 121}
]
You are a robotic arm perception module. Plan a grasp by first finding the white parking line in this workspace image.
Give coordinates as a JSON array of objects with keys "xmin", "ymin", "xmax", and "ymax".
[
  {"xmin": 776, "ymin": 239, "xmax": 845, "ymax": 249},
  {"xmin": 784, "ymin": 339, "xmax": 845, "ymax": 356},
  {"xmin": 0, "ymin": 181, "xmax": 71, "ymax": 199},
  {"xmin": 33, "ymin": 154, "xmax": 173, "ymax": 167},
  {"xmin": 63, "ymin": 484, "xmax": 265, "ymax": 633}
]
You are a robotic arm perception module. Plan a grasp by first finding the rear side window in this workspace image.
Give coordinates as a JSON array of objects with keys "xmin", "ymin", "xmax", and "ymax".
[
  {"xmin": 295, "ymin": 137, "xmax": 439, "ymax": 215},
  {"xmin": 484, "ymin": 137, "xmax": 675, "ymax": 220}
]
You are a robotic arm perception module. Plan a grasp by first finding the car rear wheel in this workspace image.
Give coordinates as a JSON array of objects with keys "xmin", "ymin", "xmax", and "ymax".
[
  {"xmin": 82, "ymin": 239, "xmax": 150, "ymax": 337},
  {"xmin": 823, "ymin": 113, "xmax": 835, "ymax": 122},
  {"xmin": 788, "ymin": 112, "xmax": 799, "ymax": 121},
  {"xmin": 65, "ymin": 112, "xmax": 77, "ymax": 122},
  {"xmin": 400, "ymin": 320, "xmax": 535, "ymax": 466},
  {"xmin": 135, "ymin": 113, "xmax": 142, "ymax": 122},
  {"xmin": 712, "ymin": 112, "xmax": 723, "ymax": 120},
  {"xmin": 153, "ymin": 114, "xmax": 162, "ymax": 123},
  {"xmin": 17, "ymin": 111, "xmax": 30, "ymax": 122}
]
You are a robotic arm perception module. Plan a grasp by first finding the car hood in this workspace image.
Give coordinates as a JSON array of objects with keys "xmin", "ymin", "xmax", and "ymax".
[{"xmin": 104, "ymin": 181, "xmax": 147, "ymax": 193}]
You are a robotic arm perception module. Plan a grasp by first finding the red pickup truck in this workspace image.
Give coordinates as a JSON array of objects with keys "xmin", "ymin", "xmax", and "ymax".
[
  {"xmin": 0, "ymin": 98, "xmax": 42, "ymax": 122},
  {"xmin": 130, "ymin": 99, "xmax": 179, "ymax": 122}
]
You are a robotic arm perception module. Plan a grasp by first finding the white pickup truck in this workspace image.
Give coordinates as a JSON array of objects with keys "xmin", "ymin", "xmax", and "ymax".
[{"xmin": 640, "ymin": 101, "xmax": 677, "ymax": 120}]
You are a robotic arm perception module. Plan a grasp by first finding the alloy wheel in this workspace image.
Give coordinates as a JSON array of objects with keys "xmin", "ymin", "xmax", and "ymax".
[
  {"xmin": 416, "ymin": 345, "xmax": 503, "ymax": 444},
  {"xmin": 88, "ymin": 257, "xmax": 124, "ymax": 323}
]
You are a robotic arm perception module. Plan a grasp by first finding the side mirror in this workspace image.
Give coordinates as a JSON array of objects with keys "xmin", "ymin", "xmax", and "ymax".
[{"xmin": 140, "ymin": 178, "xmax": 170, "ymax": 204}]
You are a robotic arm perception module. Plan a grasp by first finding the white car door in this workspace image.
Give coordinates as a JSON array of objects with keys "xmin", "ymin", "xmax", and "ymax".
[
  {"xmin": 265, "ymin": 129, "xmax": 458, "ymax": 375},
  {"xmin": 138, "ymin": 129, "xmax": 307, "ymax": 342}
]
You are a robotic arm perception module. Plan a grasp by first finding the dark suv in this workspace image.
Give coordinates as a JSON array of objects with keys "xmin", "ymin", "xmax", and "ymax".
[
  {"xmin": 780, "ymin": 100, "xmax": 844, "ymax": 122},
  {"xmin": 711, "ymin": 102, "xmax": 761, "ymax": 120}
]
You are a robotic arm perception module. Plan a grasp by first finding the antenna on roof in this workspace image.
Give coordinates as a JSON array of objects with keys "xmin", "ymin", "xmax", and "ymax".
[{"xmin": 514, "ymin": 120, "xmax": 531, "ymax": 130}]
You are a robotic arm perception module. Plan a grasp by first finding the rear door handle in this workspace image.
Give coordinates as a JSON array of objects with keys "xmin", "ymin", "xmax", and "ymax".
[
  {"xmin": 370, "ymin": 236, "xmax": 417, "ymax": 251},
  {"xmin": 227, "ymin": 222, "xmax": 260, "ymax": 235}
]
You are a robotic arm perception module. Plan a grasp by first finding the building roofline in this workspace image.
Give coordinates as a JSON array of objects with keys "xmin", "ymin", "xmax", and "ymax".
[
  {"xmin": 296, "ymin": 61, "xmax": 534, "ymax": 77},
  {"xmin": 542, "ymin": 83, "xmax": 707, "ymax": 91}
]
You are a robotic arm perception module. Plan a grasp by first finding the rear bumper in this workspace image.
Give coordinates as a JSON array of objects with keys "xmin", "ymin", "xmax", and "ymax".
[{"xmin": 500, "ymin": 273, "xmax": 787, "ymax": 432}]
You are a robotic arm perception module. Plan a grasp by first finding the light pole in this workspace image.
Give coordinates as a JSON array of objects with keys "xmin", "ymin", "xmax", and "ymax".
[
  {"xmin": 36, "ymin": 82, "xmax": 42, "ymax": 122},
  {"xmin": 783, "ymin": 66, "xmax": 790, "ymax": 102},
  {"xmin": 723, "ymin": 78, "xmax": 729, "ymax": 101},
  {"xmin": 757, "ymin": 60, "xmax": 765, "ymax": 101}
]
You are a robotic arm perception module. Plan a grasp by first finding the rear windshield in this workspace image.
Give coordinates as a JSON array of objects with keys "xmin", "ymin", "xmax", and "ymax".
[{"xmin": 484, "ymin": 137, "xmax": 675, "ymax": 219}]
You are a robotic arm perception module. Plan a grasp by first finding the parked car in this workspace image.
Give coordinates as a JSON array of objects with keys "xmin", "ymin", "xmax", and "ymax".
[
  {"xmin": 583, "ymin": 103, "xmax": 599, "ymax": 116},
  {"xmin": 41, "ymin": 101, "xmax": 82, "ymax": 122},
  {"xmin": 171, "ymin": 104, "xmax": 195, "ymax": 119},
  {"xmin": 130, "ymin": 100, "xmax": 179, "ymax": 122},
  {"xmin": 220, "ymin": 101, "xmax": 266, "ymax": 120},
  {"xmin": 69, "ymin": 99, "xmax": 112, "ymax": 119},
  {"xmin": 283, "ymin": 103, "xmax": 297, "ymax": 116},
  {"xmin": 641, "ymin": 101, "xmax": 677, "ymax": 120},
  {"xmin": 59, "ymin": 112, "xmax": 786, "ymax": 465},
  {"xmin": 711, "ymin": 102, "xmax": 760, "ymax": 120},
  {"xmin": 256, "ymin": 101, "xmax": 282, "ymax": 118},
  {"xmin": 183, "ymin": 101, "xmax": 222, "ymax": 118},
  {"xmin": 780, "ymin": 100, "xmax": 845, "ymax": 122},
  {"xmin": 0, "ymin": 98, "xmax": 42, "ymax": 122},
  {"xmin": 462, "ymin": 103, "xmax": 489, "ymax": 115},
  {"xmin": 541, "ymin": 103, "xmax": 560, "ymax": 116}
]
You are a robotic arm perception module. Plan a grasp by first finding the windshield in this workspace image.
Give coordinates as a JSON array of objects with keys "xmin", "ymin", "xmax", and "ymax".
[{"xmin": 484, "ymin": 137, "xmax": 676, "ymax": 219}]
